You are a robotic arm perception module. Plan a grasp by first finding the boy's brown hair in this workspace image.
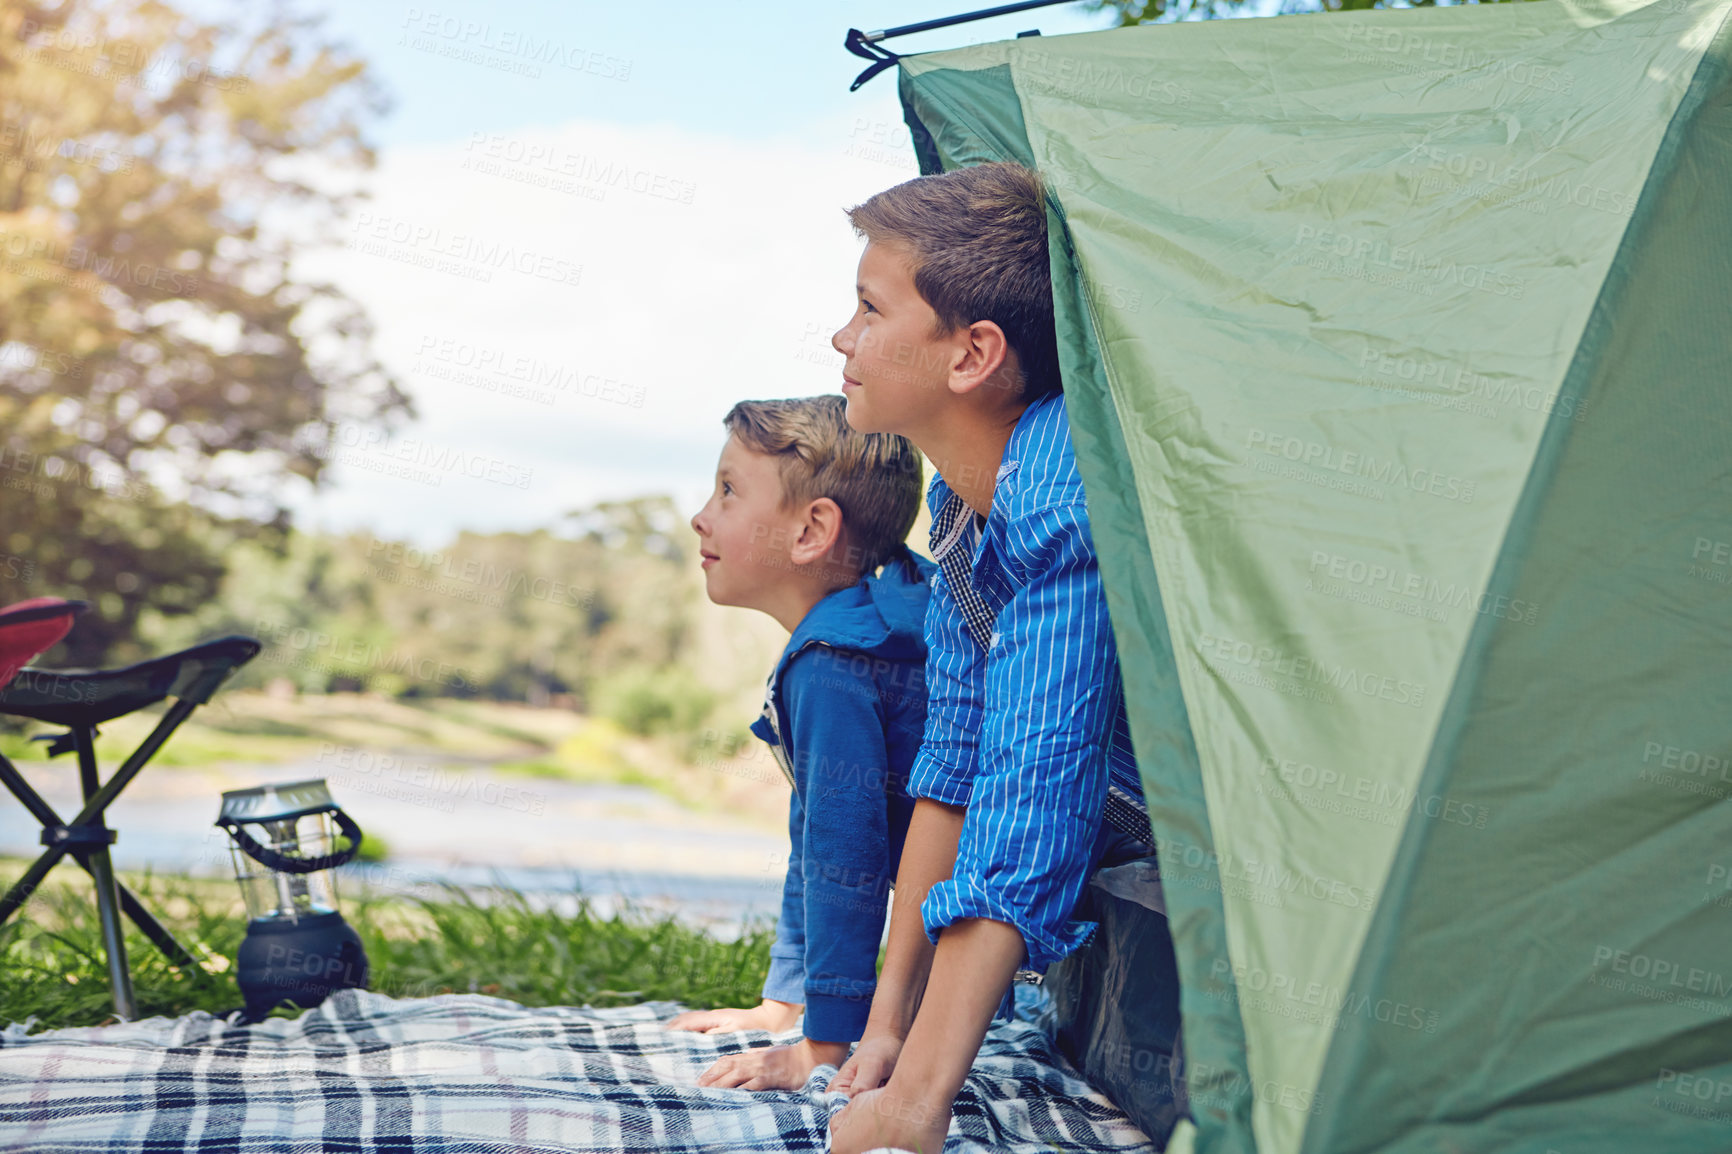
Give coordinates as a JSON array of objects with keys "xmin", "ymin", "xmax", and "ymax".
[
  {"xmin": 846, "ymin": 161, "xmax": 1060, "ymax": 401},
  {"xmin": 723, "ymin": 394, "xmax": 924, "ymax": 575}
]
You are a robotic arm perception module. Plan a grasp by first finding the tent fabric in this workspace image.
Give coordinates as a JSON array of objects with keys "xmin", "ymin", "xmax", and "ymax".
[
  {"xmin": 898, "ymin": 58, "xmax": 1261, "ymax": 1154},
  {"xmin": 1307, "ymin": 12, "xmax": 1732, "ymax": 1152},
  {"xmin": 892, "ymin": 1, "xmax": 1732, "ymax": 1150}
]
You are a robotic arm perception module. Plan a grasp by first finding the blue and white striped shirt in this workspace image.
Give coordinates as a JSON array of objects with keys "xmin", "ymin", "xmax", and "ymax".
[{"xmin": 911, "ymin": 391, "xmax": 1148, "ymax": 969}]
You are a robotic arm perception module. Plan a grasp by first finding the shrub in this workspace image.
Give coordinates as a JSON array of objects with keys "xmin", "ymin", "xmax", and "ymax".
[{"xmin": 593, "ymin": 666, "xmax": 714, "ymax": 738}]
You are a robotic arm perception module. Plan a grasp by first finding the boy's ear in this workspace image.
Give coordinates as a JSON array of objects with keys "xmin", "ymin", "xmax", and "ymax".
[
  {"xmin": 946, "ymin": 320, "xmax": 1015, "ymax": 400},
  {"xmin": 790, "ymin": 497, "xmax": 845, "ymax": 568}
]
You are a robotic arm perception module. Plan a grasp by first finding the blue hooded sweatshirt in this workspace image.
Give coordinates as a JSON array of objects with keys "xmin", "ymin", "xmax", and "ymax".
[{"xmin": 749, "ymin": 547, "xmax": 933, "ymax": 1043}]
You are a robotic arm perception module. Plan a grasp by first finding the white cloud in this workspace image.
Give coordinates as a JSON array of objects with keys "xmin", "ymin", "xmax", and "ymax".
[{"xmin": 286, "ymin": 107, "xmax": 921, "ymax": 545}]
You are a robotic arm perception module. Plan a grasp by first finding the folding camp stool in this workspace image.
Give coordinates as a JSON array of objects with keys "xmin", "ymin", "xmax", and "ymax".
[{"xmin": 0, "ymin": 599, "xmax": 260, "ymax": 1019}]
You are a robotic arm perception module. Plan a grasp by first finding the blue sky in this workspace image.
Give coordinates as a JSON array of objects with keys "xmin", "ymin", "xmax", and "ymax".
[
  {"xmin": 315, "ymin": 2, "xmax": 1120, "ymax": 148},
  {"xmin": 284, "ymin": 3, "xmax": 1249, "ymax": 544}
]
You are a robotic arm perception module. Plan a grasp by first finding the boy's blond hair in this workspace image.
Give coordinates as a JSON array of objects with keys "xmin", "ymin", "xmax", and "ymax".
[
  {"xmin": 846, "ymin": 161, "xmax": 1060, "ymax": 401},
  {"xmin": 724, "ymin": 395, "xmax": 923, "ymax": 575}
]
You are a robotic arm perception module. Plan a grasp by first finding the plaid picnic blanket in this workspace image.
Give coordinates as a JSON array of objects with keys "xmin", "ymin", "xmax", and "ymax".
[{"xmin": 0, "ymin": 990, "xmax": 1158, "ymax": 1153}]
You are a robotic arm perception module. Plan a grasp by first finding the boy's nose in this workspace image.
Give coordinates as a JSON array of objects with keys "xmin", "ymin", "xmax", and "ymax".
[
  {"xmin": 690, "ymin": 507, "xmax": 707, "ymax": 536},
  {"xmin": 831, "ymin": 321, "xmax": 854, "ymax": 357}
]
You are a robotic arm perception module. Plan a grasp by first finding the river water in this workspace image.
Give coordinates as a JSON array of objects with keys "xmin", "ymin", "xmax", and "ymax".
[{"xmin": 0, "ymin": 756, "xmax": 788, "ymax": 935}]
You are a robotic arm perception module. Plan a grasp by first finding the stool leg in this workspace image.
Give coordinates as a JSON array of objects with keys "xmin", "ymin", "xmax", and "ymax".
[
  {"xmin": 59, "ymin": 856, "xmax": 198, "ymax": 969},
  {"xmin": 83, "ymin": 847, "xmax": 137, "ymax": 1020},
  {"xmin": 0, "ymin": 748, "xmax": 194, "ymax": 967},
  {"xmin": 0, "ymin": 845, "xmax": 68, "ymax": 928},
  {"xmin": 70, "ymin": 727, "xmax": 137, "ymax": 1021},
  {"xmin": 0, "ymin": 754, "xmax": 68, "ymax": 929},
  {"xmin": 114, "ymin": 881, "xmax": 198, "ymax": 970}
]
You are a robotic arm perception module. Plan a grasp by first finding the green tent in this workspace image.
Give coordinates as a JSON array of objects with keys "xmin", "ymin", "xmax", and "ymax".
[{"xmin": 887, "ymin": 0, "xmax": 1732, "ymax": 1150}]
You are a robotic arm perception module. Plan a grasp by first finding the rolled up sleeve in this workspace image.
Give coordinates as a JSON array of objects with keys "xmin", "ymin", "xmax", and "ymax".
[
  {"xmin": 919, "ymin": 503, "xmax": 1121, "ymax": 969},
  {"xmin": 906, "ymin": 560, "xmax": 984, "ymax": 808}
]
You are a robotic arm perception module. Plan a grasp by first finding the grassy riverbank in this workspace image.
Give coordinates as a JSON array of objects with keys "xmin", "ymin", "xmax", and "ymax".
[
  {"xmin": 0, "ymin": 867, "xmax": 775, "ymax": 1032},
  {"xmin": 0, "ymin": 690, "xmax": 787, "ymax": 831}
]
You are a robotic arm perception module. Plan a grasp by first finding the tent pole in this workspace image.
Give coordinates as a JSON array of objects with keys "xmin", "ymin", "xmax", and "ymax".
[
  {"xmin": 846, "ymin": 0, "xmax": 1079, "ymax": 89},
  {"xmin": 862, "ymin": 0, "xmax": 1081, "ymax": 43}
]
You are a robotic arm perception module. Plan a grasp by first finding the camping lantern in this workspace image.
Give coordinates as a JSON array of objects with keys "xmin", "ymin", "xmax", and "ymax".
[{"xmin": 216, "ymin": 779, "xmax": 369, "ymax": 1022}]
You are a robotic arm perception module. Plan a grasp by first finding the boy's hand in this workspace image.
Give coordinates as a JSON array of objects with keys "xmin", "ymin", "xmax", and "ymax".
[
  {"xmin": 826, "ymin": 1032, "xmax": 903, "ymax": 1097},
  {"xmin": 696, "ymin": 1038, "xmax": 849, "ymax": 1091},
  {"xmin": 828, "ymin": 1085, "xmax": 950, "ymax": 1154},
  {"xmin": 664, "ymin": 999, "xmax": 801, "ymax": 1035}
]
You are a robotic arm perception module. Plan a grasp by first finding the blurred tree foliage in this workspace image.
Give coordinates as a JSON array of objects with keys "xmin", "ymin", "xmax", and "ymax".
[
  {"xmin": 0, "ymin": 0, "xmax": 407, "ymax": 664},
  {"xmin": 140, "ymin": 495, "xmax": 716, "ymax": 733}
]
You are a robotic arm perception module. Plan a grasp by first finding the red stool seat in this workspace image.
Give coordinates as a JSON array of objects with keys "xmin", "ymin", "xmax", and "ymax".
[{"xmin": 0, "ymin": 598, "xmax": 85, "ymax": 691}]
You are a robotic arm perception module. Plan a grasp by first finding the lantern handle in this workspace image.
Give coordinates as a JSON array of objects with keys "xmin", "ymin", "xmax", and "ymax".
[{"xmin": 219, "ymin": 810, "xmax": 364, "ymax": 875}]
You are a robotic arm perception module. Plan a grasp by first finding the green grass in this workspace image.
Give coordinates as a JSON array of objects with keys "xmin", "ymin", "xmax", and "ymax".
[{"xmin": 0, "ymin": 870, "xmax": 775, "ymax": 1032}]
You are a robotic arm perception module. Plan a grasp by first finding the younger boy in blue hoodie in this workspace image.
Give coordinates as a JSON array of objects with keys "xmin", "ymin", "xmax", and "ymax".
[{"xmin": 666, "ymin": 394, "xmax": 932, "ymax": 1091}]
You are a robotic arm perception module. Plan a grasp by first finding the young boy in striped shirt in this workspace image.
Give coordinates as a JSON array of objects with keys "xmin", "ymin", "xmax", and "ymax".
[
  {"xmin": 666, "ymin": 395, "xmax": 935, "ymax": 1092},
  {"xmin": 825, "ymin": 162, "xmax": 1160, "ymax": 1154}
]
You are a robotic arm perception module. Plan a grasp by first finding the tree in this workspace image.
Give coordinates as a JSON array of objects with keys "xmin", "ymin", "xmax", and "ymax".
[
  {"xmin": 0, "ymin": 0, "xmax": 408, "ymax": 664},
  {"xmin": 136, "ymin": 497, "xmax": 718, "ymax": 714}
]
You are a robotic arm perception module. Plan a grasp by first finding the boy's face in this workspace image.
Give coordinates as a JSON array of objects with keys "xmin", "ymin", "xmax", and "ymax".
[
  {"xmin": 832, "ymin": 241, "xmax": 957, "ymax": 436},
  {"xmin": 689, "ymin": 435, "xmax": 801, "ymax": 611}
]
